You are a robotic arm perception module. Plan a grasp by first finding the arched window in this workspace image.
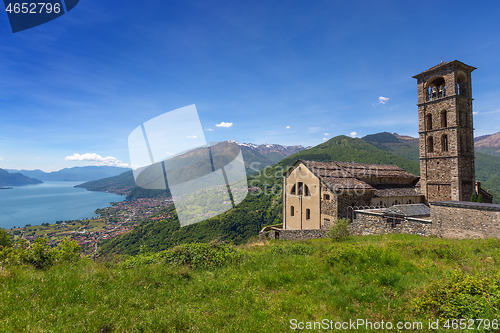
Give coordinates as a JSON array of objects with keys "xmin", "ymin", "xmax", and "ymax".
[
  {"xmin": 305, "ymin": 209, "xmax": 310, "ymax": 220},
  {"xmin": 427, "ymin": 77, "xmax": 446, "ymax": 101},
  {"xmin": 290, "ymin": 206, "xmax": 294, "ymax": 217},
  {"xmin": 304, "ymin": 184, "xmax": 310, "ymax": 196},
  {"xmin": 298, "ymin": 182, "xmax": 303, "ymax": 195},
  {"xmin": 290, "ymin": 184, "xmax": 296, "ymax": 195},
  {"xmin": 441, "ymin": 134, "xmax": 448, "ymax": 152},
  {"xmin": 426, "ymin": 114, "xmax": 433, "ymax": 130},
  {"xmin": 456, "ymin": 72, "xmax": 468, "ymax": 97},
  {"xmin": 441, "ymin": 111, "xmax": 447, "ymax": 128},
  {"xmin": 427, "ymin": 136, "xmax": 434, "ymax": 153}
]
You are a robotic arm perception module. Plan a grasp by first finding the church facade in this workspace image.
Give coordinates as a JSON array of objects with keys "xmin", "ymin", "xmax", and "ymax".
[{"xmin": 283, "ymin": 160, "xmax": 422, "ymax": 230}]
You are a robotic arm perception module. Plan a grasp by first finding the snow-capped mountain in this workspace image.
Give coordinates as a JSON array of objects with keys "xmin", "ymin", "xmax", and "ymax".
[{"xmin": 234, "ymin": 142, "xmax": 312, "ymax": 164}]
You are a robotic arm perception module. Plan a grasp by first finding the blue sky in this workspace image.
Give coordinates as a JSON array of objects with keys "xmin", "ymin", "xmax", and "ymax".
[{"xmin": 1, "ymin": 0, "xmax": 499, "ymax": 171}]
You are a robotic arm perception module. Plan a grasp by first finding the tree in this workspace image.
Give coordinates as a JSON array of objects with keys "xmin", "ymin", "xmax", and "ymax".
[
  {"xmin": 471, "ymin": 193, "xmax": 477, "ymax": 202},
  {"xmin": 0, "ymin": 229, "xmax": 11, "ymax": 247},
  {"xmin": 478, "ymin": 194, "xmax": 484, "ymax": 203}
]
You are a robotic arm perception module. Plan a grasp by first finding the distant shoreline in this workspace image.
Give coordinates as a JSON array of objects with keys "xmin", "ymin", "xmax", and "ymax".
[{"xmin": 0, "ymin": 187, "xmax": 13, "ymax": 190}]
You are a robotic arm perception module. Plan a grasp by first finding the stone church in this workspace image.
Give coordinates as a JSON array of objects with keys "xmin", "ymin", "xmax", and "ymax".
[{"xmin": 282, "ymin": 60, "xmax": 493, "ymax": 231}]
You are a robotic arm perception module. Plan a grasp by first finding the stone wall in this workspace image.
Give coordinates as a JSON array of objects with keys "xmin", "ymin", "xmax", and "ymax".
[
  {"xmin": 263, "ymin": 229, "xmax": 328, "ymax": 241},
  {"xmin": 430, "ymin": 201, "xmax": 500, "ymax": 239},
  {"xmin": 350, "ymin": 210, "xmax": 431, "ymax": 236},
  {"xmin": 337, "ymin": 192, "xmax": 374, "ymax": 220}
]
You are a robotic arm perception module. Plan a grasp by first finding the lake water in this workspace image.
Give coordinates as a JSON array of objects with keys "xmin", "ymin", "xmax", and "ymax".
[{"xmin": 0, "ymin": 181, "xmax": 125, "ymax": 229}]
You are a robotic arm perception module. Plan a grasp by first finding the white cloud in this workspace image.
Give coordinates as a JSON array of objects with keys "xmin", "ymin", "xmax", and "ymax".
[
  {"xmin": 324, "ymin": 133, "xmax": 329, "ymax": 136},
  {"xmin": 350, "ymin": 132, "xmax": 357, "ymax": 138},
  {"xmin": 322, "ymin": 138, "xmax": 327, "ymax": 141},
  {"xmin": 286, "ymin": 126, "xmax": 290, "ymax": 129},
  {"xmin": 65, "ymin": 153, "xmax": 129, "ymax": 167},
  {"xmin": 308, "ymin": 127, "xmax": 320, "ymax": 133},
  {"xmin": 216, "ymin": 122, "xmax": 233, "ymax": 128},
  {"xmin": 0, "ymin": 156, "xmax": 2, "ymax": 161},
  {"xmin": 473, "ymin": 111, "xmax": 479, "ymax": 115},
  {"xmin": 205, "ymin": 128, "xmax": 213, "ymax": 131},
  {"xmin": 187, "ymin": 135, "xmax": 198, "ymax": 139},
  {"xmin": 378, "ymin": 96, "xmax": 389, "ymax": 104}
]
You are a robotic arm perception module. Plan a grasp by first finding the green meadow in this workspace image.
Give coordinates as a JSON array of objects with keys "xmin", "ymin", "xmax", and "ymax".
[{"xmin": 1, "ymin": 234, "xmax": 500, "ymax": 332}]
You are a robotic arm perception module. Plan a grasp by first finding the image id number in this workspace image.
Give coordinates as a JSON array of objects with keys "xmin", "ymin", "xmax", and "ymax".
[{"xmin": 6, "ymin": 3, "xmax": 61, "ymax": 14}]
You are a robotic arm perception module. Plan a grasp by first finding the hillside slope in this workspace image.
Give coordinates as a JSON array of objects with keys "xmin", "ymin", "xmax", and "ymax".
[
  {"xmin": 475, "ymin": 131, "xmax": 500, "ymax": 156},
  {"xmin": 0, "ymin": 168, "xmax": 42, "ymax": 186}
]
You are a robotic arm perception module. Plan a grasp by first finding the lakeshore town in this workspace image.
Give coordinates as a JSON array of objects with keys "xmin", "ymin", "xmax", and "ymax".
[{"xmin": 11, "ymin": 197, "xmax": 174, "ymax": 255}]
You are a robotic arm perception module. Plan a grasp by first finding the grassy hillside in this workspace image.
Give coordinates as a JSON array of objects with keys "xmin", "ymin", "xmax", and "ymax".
[
  {"xmin": 362, "ymin": 132, "xmax": 420, "ymax": 163},
  {"xmin": 279, "ymin": 135, "xmax": 420, "ymax": 175},
  {"xmin": 100, "ymin": 135, "xmax": 420, "ymax": 255},
  {"xmin": 476, "ymin": 146, "xmax": 500, "ymax": 157},
  {"xmin": 1, "ymin": 235, "xmax": 500, "ymax": 331}
]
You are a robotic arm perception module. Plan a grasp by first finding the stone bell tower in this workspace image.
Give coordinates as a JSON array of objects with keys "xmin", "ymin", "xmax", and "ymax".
[{"xmin": 413, "ymin": 60, "xmax": 476, "ymax": 202}]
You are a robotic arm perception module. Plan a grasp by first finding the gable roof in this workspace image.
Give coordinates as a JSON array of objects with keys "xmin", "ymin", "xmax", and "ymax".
[
  {"xmin": 302, "ymin": 160, "xmax": 373, "ymax": 191},
  {"xmin": 285, "ymin": 160, "xmax": 419, "ymax": 193}
]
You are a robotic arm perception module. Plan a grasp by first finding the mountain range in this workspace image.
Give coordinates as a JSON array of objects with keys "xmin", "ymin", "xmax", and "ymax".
[
  {"xmin": 6, "ymin": 166, "xmax": 130, "ymax": 182},
  {"xmin": 0, "ymin": 168, "xmax": 42, "ymax": 186},
  {"xmin": 76, "ymin": 142, "xmax": 311, "ymax": 199}
]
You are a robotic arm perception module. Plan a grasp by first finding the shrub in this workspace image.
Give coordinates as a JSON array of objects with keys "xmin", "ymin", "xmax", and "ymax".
[
  {"xmin": 121, "ymin": 241, "xmax": 243, "ymax": 270},
  {"xmin": 0, "ymin": 229, "xmax": 11, "ymax": 248},
  {"xmin": 413, "ymin": 271, "xmax": 500, "ymax": 320},
  {"xmin": 0, "ymin": 237, "xmax": 81, "ymax": 269},
  {"xmin": 327, "ymin": 218, "xmax": 350, "ymax": 241},
  {"xmin": 18, "ymin": 238, "xmax": 56, "ymax": 269}
]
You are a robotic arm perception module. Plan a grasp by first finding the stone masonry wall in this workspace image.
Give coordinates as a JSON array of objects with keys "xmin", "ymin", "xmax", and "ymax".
[
  {"xmin": 431, "ymin": 201, "xmax": 500, "ymax": 239},
  {"xmin": 350, "ymin": 211, "xmax": 431, "ymax": 236},
  {"xmin": 264, "ymin": 229, "xmax": 328, "ymax": 241}
]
